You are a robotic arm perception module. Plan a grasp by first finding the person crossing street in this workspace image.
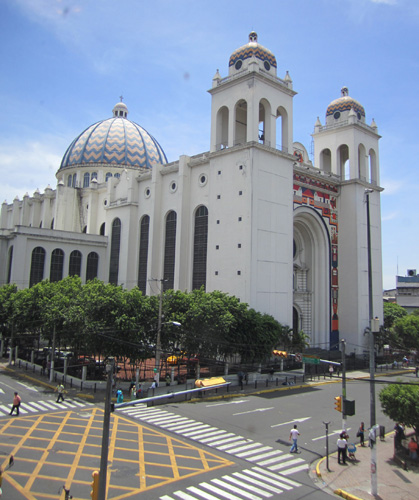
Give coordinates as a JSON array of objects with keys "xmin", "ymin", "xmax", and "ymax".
[
  {"xmin": 55, "ymin": 383, "xmax": 65, "ymax": 403},
  {"xmin": 289, "ymin": 424, "xmax": 300, "ymax": 453},
  {"xmin": 9, "ymin": 392, "xmax": 21, "ymax": 416}
]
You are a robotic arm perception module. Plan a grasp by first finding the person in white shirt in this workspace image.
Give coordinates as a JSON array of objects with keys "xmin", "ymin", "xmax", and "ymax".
[
  {"xmin": 337, "ymin": 433, "xmax": 348, "ymax": 464},
  {"xmin": 289, "ymin": 425, "xmax": 300, "ymax": 453}
]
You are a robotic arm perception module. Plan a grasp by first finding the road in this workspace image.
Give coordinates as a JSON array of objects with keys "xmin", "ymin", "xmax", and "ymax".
[{"xmin": 0, "ymin": 367, "xmax": 410, "ymax": 499}]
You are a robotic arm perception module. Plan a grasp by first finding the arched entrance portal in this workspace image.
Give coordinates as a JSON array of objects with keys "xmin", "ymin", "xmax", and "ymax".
[{"xmin": 293, "ymin": 207, "xmax": 331, "ymax": 348}]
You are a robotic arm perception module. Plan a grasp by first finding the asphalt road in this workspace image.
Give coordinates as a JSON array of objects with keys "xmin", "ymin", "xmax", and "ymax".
[{"xmin": 0, "ymin": 367, "xmax": 410, "ymax": 500}]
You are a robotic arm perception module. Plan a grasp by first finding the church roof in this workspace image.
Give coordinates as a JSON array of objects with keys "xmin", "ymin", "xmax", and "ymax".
[
  {"xmin": 326, "ymin": 87, "xmax": 365, "ymax": 118},
  {"xmin": 60, "ymin": 102, "xmax": 167, "ymax": 170},
  {"xmin": 229, "ymin": 31, "xmax": 277, "ymax": 69}
]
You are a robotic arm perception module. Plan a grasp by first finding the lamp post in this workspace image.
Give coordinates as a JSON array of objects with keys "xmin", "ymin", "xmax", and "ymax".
[
  {"xmin": 98, "ymin": 357, "xmax": 114, "ymax": 500},
  {"xmin": 155, "ymin": 320, "xmax": 181, "ymax": 376}
]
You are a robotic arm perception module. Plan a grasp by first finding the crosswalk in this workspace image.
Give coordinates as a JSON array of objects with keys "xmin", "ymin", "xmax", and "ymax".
[
  {"xmin": 0, "ymin": 398, "xmax": 94, "ymax": 416},
  {"xmin": 119, "ymin": 405, "xmax": 310, "ymax": 477},
  {"xmin": 160, "ymin": 467, "xmax": 301, "ymax": 500}
]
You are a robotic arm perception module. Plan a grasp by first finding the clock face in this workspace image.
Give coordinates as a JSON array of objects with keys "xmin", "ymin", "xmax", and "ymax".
[
  {"xmin": 264, "ymin": 61, "xmax": 271, "ymax": 71},
  {"xmin": 334, "ymin": 111, "xmax": 341, "ymax": 119},
  {"xmin": 235, "ymin": 60, "xmax": 243, "ymax": 70}
]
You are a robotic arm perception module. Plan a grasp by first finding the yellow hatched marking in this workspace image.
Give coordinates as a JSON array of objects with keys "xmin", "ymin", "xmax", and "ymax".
[{"xmin": 0, "ymin": 410, "xmax": 233, "ymax": 500}]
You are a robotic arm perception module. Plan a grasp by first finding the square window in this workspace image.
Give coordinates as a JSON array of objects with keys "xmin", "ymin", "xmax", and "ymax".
[
  {"xmin": 238, "ymin": 243, "xmax": 241, "ymax": 248},
  {"xmin": 215, "ymin": 271, "xmax": 218, "ymax": 276},
  {"xmin": 217, "ymin": 220, "xmax": 220, "ymax": 224},
  {"xmin": 239, "ymin": 191, "xmax": 242, "ymax": 195},
  {"xmin": 217, "ymin": 195, "xmax": 221, "ymax": 199},
  {"xmin": 218, "ymin": 171, "xmax": 221, "ymax": 175},
  {"xmin": 237, "ymin": 271, "xmax": 241, "ymax": 275},
  {"xmin": 216, "ymin": 245, "xmax": 219, "ymax": 249},
  {"xmin": 238, "ymin": 217, "xmax": 242, "ymax": 222},
  {"xmin": 239, "ymin": 165, "xmax": 243, "ymax": 170}
]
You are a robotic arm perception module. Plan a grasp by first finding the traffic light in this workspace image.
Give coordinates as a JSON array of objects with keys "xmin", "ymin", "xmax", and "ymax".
[
  {"xmin": 90, "ymin": 471, "xmax": 99, "ymax": 500},
  {"xmin": 272, "ymin": 350, "xmax": 287, "ymax": 358},
  {"xmin": 334, "ymin": 396, "xmax": 342, "ymax": 412}
]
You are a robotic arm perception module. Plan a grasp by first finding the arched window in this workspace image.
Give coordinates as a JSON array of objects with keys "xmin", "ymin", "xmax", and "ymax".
[
  {"xmin": 163, "ymin": 211, "xmax": 177, "ymax": 291},
  {"xmin": 29, "ymin": 247, "xmax": 46, "ymax": 287},
  {"xmin": 7, "ymin": 246, "xmax": 13, "ymax": 284},
  {"xmin": 86, "ymin": 252, "xmax": 99, "ymax": 281},
  {"xmin": 137, "ymin": 215, "xmax": 150, "ymax": 294},
  {"xmin": 83, "ymin": 173, "xmax": 90, "ymax": 188},
  {"xmin": 72, "ymin": 174, "xmax": 77, "ymax": 188},
  {"xmin": 192, "ymin": 206, "xmax": 208, "ymax": 290},
  {"xmin": 91, "ymin": 172, "xmax": 97, "ymax": 181},
  {"xmin": 106, "ymin": 172, "xmax": 113, "ymax": 182},
  {"xmin": 234, "ymin": 99, "xmax": 247, "ymax": 146},
  {"xmin": 100, "ymin": 222, "xmax": 106, "ymax": 236},
  {"xmin": 69, "ymin": 250, "xmax": 82, "ymax": 277},
  {"xmin": 50, "ymin": 248, "xmax": 64, "ymax": 282},
  {"xmin": 82, "ymin": 226, "xmax": 87, "ymax": 233},
  {"xmin": 67, "ymin": 175, "xmax": 73, "ymax": 187},
  {"xmin": 114, "ymin": 173, "xmax": 120, "ymax": 179},
  {"xmin": 109, "ymin": 218, "xmax": 121, "ymax": 284},
  {"xmin": 216, "ymin": 106, "xmax": 229, "ymax": 150}
]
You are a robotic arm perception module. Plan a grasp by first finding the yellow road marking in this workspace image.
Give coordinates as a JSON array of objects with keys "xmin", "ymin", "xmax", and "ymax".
[{"xmin": 0, "ymin": 409, "xmax": 234, "ymax": 499}]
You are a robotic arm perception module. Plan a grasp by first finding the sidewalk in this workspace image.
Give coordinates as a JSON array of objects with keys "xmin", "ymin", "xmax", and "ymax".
[{"xmin": 312, "ymin": 434, "xmax": 419, "ymax": 500}]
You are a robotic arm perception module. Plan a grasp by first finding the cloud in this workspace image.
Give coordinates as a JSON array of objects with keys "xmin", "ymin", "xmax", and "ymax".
[
  {"xmin": 382, "ymin": 211, "xmax": 399, "ymax": 221},
  {"xmin": 0, "ymin": 137, "xmax": 65, "ymax": 204}
]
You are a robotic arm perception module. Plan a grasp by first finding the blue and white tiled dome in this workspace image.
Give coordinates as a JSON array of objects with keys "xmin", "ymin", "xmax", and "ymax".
[{"xmin": 60, "ymin": 102, "xmax": 167, "ymax": 170}]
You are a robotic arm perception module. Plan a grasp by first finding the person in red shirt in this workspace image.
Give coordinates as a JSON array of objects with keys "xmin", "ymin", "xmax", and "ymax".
[
  {"xmin": 9, "ymin": 392, "xmax": 21, "ymax": 416},
  {"xmin": 408, "ymin": 437, "xmax": 418, "ymax": 462}
]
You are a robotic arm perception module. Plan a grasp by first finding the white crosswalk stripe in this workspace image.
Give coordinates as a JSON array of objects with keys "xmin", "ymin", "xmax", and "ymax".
[
  {"xmin": 119, "ymin": 405, "xmax": 310, "ymax": 478},
  {"xmin": 160, "ymin": 467, "xmax": 301, "ymax": 499},
  {"xmin": 0, "ymin": 398, "xmax": 94, "ymax": 417}
]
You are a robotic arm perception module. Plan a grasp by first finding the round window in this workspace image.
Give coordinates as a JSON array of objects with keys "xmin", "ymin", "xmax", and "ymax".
[
  {"xmin": 199, "ymin": 174, "xmax": 207, "ymax": 187},
  {"xmin": 145, "ymin": 188, "xmax": 151, "ymax": 198},
  {"xmin": 235, "ymin": 60, "xmax": 243, "ymax": 70},
  {"xmin": 334, "ymin": 111, "xmax": 341, "ymax": 119},
  {"xmin": 264, "ymin": 61, "xmax": 271, "ymax": 71},
  {"xmin": 170, "ymin": 181, "xmax": 177, "ymax": 193}
]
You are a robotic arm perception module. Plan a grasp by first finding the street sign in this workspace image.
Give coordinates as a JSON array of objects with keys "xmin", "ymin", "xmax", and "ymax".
[
  {"xmin": 295, "ymin": 353, "xmax": 302, "ymax": 362},
  {"xmin": 302, "ymin": 356, "xmax": 320, "ymax": 365}
]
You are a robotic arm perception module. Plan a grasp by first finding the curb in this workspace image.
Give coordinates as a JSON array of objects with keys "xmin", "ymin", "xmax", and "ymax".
[{"xmin": 334, "ymin": 488, "xmax": 364, "ymax": 500}]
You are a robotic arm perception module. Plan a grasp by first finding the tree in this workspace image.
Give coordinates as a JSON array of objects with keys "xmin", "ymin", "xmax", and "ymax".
[
  {"xmin": 383, "ymin": 302, "xmax": 407, "ymax": 330},
  {"xmin": 379, "ymin": 382, "xmax": 419, "ymax": 435},
  {"xmin": 391, "ymin": 315, "xmax": 419, "ymax": 352}
]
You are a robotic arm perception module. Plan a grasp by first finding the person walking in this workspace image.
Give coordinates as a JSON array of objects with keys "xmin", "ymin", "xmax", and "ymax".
[
  {"xmin": 9, "ymin": 392, "xmax": 21, "ymax": 416},
  {"xmin": 116, "ymin": 389, "xmax": 123, "ymax": 404},
  {"xmin": 55, "ymin": 383, "xmax": 65, "ymax": 403},
  {"xmin": 337, "ymin": 433, "xmax": 348, "ymax": 464},
  {"xmin": 408, "ymin": 437, "xmax": 418, "ymax": 464},
  {"xmin": 357, "ymin": 422, "xmax": 365, "ymax": 447},
  {"xmin": 130, "ymin": 385, "xmax": 136, "ymax": 401},
  {"xmin": 289, "ymin": 425, "xmax": 300, "ymax": 453}
]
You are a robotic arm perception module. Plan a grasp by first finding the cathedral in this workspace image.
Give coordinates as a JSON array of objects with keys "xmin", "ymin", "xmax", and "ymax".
[{"xmin": 0, "ymin": 32, "xmax": 383, "ymax": 352}]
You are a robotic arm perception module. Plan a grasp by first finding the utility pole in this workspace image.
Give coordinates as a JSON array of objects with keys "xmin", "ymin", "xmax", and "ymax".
[
  {"xmin": 365, "ymin": 188, "xmax": 377, "ymax": 497},
  {"xmin": 323, "ymin": 421, "xmax": 331, "ymax": 472},
  {"xmin": 50, "ymin": 324, "xmax": 56, "ymax": 383},
  {"xmin": 98, "ymin": 358, "xmax": 114, "ymax": 500},
  {"xmin": 341, "ymin": 339, "xmax": 346, "ymax": 431}
]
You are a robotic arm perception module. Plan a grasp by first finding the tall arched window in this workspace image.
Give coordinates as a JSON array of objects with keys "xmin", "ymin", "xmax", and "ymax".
[
  {"xmin": 86, "ymin": 252, "xmax": 99, "ymax": 281},
  {"xmin": 83, "ymin": 173, "xmax": 90, "ymax": 188},
  {"xmin": 50, "ymin": 248, "xmax": 64, "ymax": 282},
  {"xmin": 7, "ymin": 246, "xmax": 13, "ymax": 284},
  {"xmin": 106, "ymin": 172, "xmax": 112, "ymax": 182},
  {"xmin": 163, "ymin": 211, "xmax": 177, "ymax": 291},
  {"xmin": 72, "ymin": 174, "xmax": 77, "ymax": 187},
  {"xmin": 69, "ymin": 250, "xmax": 82, "ymax": 277},
  {"xmin": 67, "ymin": 175, "xmax": 73, "ymax": 187},
  {"xmin": 109, "ymin": 218, "xmax": 121, "ymax": 284},
  {"xmin": 100, "ymin": 222, "xmax": 105, "ymax": 236},
  {"xmin": 192, "ymin": 206, "xmax": 208, "ymax": 290},
  {"xmin": 29, "ymin": 247, "xmax": 46, "ymax": 287},
  {"xmin": 137, "ymin": 215, "xmax": 150, "ymax": 294}
]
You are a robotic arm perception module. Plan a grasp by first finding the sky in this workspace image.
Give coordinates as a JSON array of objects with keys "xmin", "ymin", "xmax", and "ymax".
[{"xmin": 0, "ymin": 0, "xmax": 418, "ymax": 291}]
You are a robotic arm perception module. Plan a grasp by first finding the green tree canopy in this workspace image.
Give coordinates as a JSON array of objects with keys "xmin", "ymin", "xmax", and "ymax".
[
  {"xmin": 383, "ymin": 302, "xmax": 407, "ymax": 330},
  {"xmin": 391, "ymin": 315, "xmax": 419, "ymax": 352},
  {"xmin": 379, "ymin": 382, "xmax": 419, "ymax": 435}
]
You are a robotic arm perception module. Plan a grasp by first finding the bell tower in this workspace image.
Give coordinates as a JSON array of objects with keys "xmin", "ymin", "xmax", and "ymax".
[{"xmin": 209, "ymin": 32, "xmax": 296, "ymax": 153}]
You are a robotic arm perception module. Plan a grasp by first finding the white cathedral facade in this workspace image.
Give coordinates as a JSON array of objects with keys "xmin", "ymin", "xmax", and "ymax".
[{"xmin": 0, "ymin": 33, "xmax": 383, "ymax": 352}]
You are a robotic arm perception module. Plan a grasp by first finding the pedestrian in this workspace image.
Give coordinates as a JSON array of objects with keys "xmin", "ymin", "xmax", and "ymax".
[
  {"xmin": 116, "ymin": 389, "xmax": 123, "ymax": 404},
  {"xmin": 329, "ymin": 364, "xmax": 333, "ymax": 378},
  {"xmin": 130, "ymin": 385, "xmax": 136, "ymax": 401},
  {"xmin": 9, "ymin": 392, "xmax": 21, "ymax": 416},
  {"xmin": 150, "ymin": 381, "xmax": 157, "ymax": 390},
  {"xmin": 55, "ymin": 383, "xmax": 65, "ymax": 403},
  {"xmin": 166, "ymin": 374, "xmax": 171, "ymax": 386},
  {"xmin": 136, "ymin": 386, "xmax": 142, "ymax": 399},
  {"xmin": 394, "ymin": 422, "xmax": 405, "ymax": 449},
  {"xmin": 408, "ymin": 437, "xmax": 418, "ymax": 463},
  {"xmin": 337, "ymin": 433, "xmax": 348, "ymax": 464},
  {"xmin": 153, "ymin": 371, "xmax": 159, "ymax": 387},
  {"xmin": 357, "ymin": 422, "xmax": 365, "ymax": 446},
  {"xmin": 289, "ymin": 424, "xmax": 300, "ymax": 453}
]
